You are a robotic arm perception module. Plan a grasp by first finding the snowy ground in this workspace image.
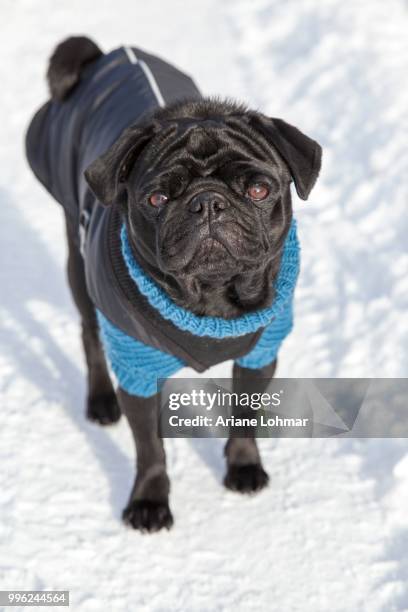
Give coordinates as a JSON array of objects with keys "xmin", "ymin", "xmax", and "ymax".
[{"xmin": 1, "ymin": 0, "xmax": 408, "ymax": 610}]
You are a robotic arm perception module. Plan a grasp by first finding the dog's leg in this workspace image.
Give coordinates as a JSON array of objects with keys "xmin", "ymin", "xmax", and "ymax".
[
  {"xmin": 65, "ymin": 217, "xmax": 120, "ymax": 424},
  {"xmin": 118, "ymin": 388, "xmax": 173, "ymax": 533},
  {"xmin": 224, "ymin": 360, "xmax": 277, "ymax": 494}
]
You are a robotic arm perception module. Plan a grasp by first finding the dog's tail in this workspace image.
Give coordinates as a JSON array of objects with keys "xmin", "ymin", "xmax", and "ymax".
[{"xmin": 47, "ymin": 36, "xmax": 103, "ymax": 102}]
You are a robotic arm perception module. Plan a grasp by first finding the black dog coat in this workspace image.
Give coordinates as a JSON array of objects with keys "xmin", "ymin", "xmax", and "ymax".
[{"xmin": 26, "ymin": 46, "xmax": 299, "ymax": 396}]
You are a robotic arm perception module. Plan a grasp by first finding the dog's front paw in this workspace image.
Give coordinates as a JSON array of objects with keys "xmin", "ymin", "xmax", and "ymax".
[
  {"xmin": 86, "ymin": 391, "xmax": 121, "ymax": 425},
  {"xmin": 224, "ymin": 464, "xmax": 269, "ymax": 494},
  {"xmin": 122, "ymin": 499, "xmax": 174, "ymax": 533}
]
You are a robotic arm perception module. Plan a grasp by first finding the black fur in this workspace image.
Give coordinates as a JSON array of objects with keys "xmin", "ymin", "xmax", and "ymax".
[
  {"xmin": 39, "ymin": 37, "xmax": 322, "ymax": 532},
  {"xmin": 47, "ymin": 36, "xmax": 102, "ymax": 101},
  {"xmin": 85, "ymin": 99, "xmax": 321, "ymax": 318}
]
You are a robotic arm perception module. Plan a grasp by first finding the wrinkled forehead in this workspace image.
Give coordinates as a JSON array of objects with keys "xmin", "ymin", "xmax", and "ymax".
[{"xmin": 144, "ymin": 118, "xmax": 284, "ymax": 179}]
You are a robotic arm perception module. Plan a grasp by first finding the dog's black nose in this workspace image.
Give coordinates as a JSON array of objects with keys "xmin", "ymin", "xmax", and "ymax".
[{"xmin": 188, "ymin": 191, "xmax": 229, "ymax": 215}]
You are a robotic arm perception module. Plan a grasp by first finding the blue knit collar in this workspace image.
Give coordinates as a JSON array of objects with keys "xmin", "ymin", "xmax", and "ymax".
[{"xmin": 120, "ymin": 221, "xmax": 300, "ymax": 338}]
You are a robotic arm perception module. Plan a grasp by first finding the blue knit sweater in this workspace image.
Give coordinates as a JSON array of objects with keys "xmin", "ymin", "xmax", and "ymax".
[{"xmin": 97, "ymin": 221, "xmax": 300, "ymax": 396}]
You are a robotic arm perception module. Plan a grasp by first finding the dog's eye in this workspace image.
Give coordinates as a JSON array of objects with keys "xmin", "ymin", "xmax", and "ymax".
[
  {"xmin": 149, "ymin": 192, "xmax": 169, "ymax": 207},
  {"xmin": 247, "ymin": 183, "xmax": 270, "ymax": 201}
]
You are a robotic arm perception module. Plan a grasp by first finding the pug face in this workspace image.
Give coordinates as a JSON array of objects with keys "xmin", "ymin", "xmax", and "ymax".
[{"xmin": 85, "ymin": 100, "xmax": 321, "ymax": 317}]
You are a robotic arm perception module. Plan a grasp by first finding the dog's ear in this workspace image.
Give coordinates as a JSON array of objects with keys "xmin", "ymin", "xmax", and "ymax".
[
  {"xmin": 250, "ymin": 115, "xmax": 322, "ymax": 200},
  {"xmin": 84, "ymin": 125, "xmax": 154, "ymax": 206}
]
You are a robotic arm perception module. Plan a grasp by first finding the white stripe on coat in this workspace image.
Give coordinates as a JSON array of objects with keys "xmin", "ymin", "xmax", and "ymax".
[{"xmin": 124, "ymin": 46, "xmax": 165, "ymax": 108}]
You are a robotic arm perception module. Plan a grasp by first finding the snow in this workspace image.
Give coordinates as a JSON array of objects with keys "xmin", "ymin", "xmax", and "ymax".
[{"xmin": 1, "ymin": 0, "xmax": 408, "ymax": 610}]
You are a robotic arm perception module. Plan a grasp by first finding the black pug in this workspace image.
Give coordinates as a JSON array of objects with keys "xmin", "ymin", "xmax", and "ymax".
[{"xmin": 26, "ymin": 37, "xmax": 322, "ymax": 533}]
